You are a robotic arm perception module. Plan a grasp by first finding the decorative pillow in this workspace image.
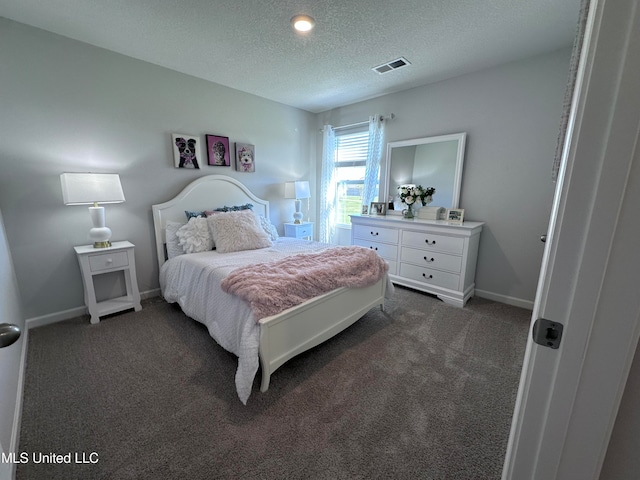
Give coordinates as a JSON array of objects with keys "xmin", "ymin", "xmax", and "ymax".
[
  {"xmin": 207, "ymin": 210, "xmax": 272, "ymax": 253},
  {"xmin": 176, "ymin": 217, "xmax": 214, "ymax": 254},
  {"xmin": 212, "ymin": 203, "xmax": 253, "ymax": 213},
  {"xmin": 258, "ymin": 215, "xmax": 279, "ymax": 241},
  {"xmin": 185, "ymin": 210, "xmax": 206, "ymax": 220},
  {"xmin": 165, "ymin": 221, "xmax": 186, "ymax": 259}
]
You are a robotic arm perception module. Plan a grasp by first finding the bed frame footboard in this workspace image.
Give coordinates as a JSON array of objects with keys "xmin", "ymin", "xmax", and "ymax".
[{"xmin": 258, "ymin": 277, "xmax": 387, "ymax": 392}]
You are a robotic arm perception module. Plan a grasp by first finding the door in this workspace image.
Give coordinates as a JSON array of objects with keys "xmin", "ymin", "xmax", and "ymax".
[
  {"xmin": 503, "ymin": 1, "xmax": 640, "ymax": 478},
  {"xmin": 0, "ymin": 209, "xmax": 26, "ymax": 480}
]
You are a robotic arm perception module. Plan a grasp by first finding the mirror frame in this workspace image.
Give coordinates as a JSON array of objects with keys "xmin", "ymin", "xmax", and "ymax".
[{"xmin": 382, "ymin": 132, "xmax": 467, "ymax": 210}]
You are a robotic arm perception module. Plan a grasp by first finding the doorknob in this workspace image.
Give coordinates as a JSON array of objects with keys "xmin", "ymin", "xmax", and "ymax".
[{"xmin": 0, "ymin": 323, "xmax": 21, "ymax": 348}]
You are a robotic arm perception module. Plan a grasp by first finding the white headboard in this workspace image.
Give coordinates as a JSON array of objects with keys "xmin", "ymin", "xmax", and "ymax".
[{"xmin": 152, "ymin": 175, "xmax": 269, "ymax": 271}]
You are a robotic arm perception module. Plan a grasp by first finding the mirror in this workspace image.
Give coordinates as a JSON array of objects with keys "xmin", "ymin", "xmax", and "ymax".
[{"xmin": 383, "ymin": 132, "xmax": 466, "ymax": 211}]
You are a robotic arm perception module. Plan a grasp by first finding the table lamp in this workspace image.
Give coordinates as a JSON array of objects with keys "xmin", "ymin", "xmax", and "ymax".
[
  {"xmin": 284, "ymin": 181, "xmax": 310, "ymax": 224},
  {"xmin": 60, "ymin": 173, "xmax": 125, "ymax": 248}
]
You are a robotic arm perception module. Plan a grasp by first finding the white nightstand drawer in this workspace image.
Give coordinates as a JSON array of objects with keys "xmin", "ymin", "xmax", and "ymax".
[
  {"xmin": 401, "ymin": 247, "xmax": 462, "ymax": 273},
  {"xmin": 402, "ymin": 230, "xmax": 464, "ymax": 255},
  {"xmin": 284, "ymin": 222, "xmax": 313, "ymax": 239},
  {"xmin": 89, "ymin": 251, "xmax": 129, "ymax": 272},
  {"xmin": 353, "ymin": 224, "xmax": 399, "ymax": 244},
  {"xmin": 353, "ymin": 239, "xmax": 398, "ymax": 260},
  {"xmin": 400, "ymin": 263, "xmax": 461, "ymax": 291}
]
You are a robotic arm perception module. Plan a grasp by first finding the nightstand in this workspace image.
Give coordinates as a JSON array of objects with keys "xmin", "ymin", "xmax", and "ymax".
[
  {"xmin": 74, "ymin": 241, "xmax": 142, "ymax": 324},
  {"xmin": 284, "ymin": 222, "xmax": 313, "ymax": 240}
]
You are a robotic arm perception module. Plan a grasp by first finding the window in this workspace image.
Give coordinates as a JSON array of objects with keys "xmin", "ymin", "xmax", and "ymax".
[{"xmin": 333, "ymin": 128, "xmax": 379, "ymax": 225}]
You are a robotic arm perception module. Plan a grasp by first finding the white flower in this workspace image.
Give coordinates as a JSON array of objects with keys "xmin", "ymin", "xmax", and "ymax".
[{"xmin": 405, "ymin": 195, "xmax": 415, "ymax": 204}]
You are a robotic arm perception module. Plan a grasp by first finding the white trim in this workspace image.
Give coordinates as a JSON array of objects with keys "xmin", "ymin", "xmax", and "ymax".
[
  {"xmin": 474, "ymin": 289, "xmax": 534, "ymax": 311},
  {"xmin": 25, "ymin": 288, "xmax": 160, "ymax": 329}
]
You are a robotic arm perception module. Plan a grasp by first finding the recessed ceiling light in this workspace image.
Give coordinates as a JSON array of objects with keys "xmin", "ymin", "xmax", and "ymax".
[{"xmin": 291, "ymin": 14, "xmax": 315, "ymax": 33}]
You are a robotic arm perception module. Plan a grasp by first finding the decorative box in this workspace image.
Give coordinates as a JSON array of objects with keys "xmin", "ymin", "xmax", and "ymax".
[{"xmin": 417, "ymin": 206, "xmax": 445, "ymax": 220}]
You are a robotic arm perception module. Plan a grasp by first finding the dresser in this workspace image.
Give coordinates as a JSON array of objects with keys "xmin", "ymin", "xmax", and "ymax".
[{"xmin": 351, "ymin": 215, "xmax": 483, "ymax": 307}]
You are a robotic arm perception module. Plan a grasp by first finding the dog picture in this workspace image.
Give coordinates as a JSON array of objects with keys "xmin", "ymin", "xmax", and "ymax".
[
  {"xmin": 172, "ymin": 134, "xmax": 201, "ymax": 169},
  {"xmin": 235, "ymin": 143, "xmax": 255, "ymax": 172},
  {"xmin": 206, "ymin": 134, "xmax": 230, "ymax": 166}
]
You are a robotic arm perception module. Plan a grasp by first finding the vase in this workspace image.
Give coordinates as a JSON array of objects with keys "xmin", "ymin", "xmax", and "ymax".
[{"xmin": 403, "ymin": 204, "xmax": 414, "ymax": 219}]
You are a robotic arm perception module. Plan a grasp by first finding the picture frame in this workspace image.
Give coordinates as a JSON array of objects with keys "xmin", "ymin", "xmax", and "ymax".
[
  {"xmin": 445, "ymin": 208, "xmax": 465, "ymax": 224},
  {"xmin": 235, "ymin": 143, "xmax": 255, "ymax": 172},
  {"xmin": 361, "ymin": 204, "xmax": 369, "ymax": 215},
  {"xmin": 370, "ymin": 202, "xmax": 387, "ymax": 216},
  {"xmin": 172, "ymin": 133, "xmax": 202, "ymax": 169},
  {"xmin": 206, "ymin": 135, "xmax": 231, "ymax": 166}
]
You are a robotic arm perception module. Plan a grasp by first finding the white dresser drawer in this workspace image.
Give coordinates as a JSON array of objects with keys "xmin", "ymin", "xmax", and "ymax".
[
  {"xmin": 400, "ymin": 263, "xmax": 461, "ymax": 291},
  {"xmin": 353, "ymin": 224, "xmax": 399, "ymax": 244},
  {"xmin": 402, "ymin": 230, "xmax": 464, "ymax": 255},
  {"xmin": 353, "ymin": 239, "xmax": 398, "ymax": 260},
  {"xmin": 350, "ymin": 214, "xmax": 483, "ymax": 307},
  {"xmin": 400, "ymin": 247, "xmax": 462, "ymax": 273},
  {"xmin": 89, "ymin": 251, "xmax": 129, "ymax": 272}
]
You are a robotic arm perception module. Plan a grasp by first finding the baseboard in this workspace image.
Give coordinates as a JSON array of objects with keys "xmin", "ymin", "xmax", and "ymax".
[
  {"xmin": 141, "ymin": 288, "xmax": 161, "ymax": 301},
  {"xmin": 474, "ymin": 289, "xmax": 534, "ymax": 311},
  {"xmin": 26, "ymin": 288, "xmax": 161, "ymax": 330}
]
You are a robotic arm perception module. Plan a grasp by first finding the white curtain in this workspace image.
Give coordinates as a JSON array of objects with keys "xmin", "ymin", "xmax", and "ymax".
[
  {"xmin": 362, "ymin": 114, "xmax": 385, "ymax": 207},
  {"xmin": 319, "ymin": 125, "xmax": 336, "ymax": 243}
]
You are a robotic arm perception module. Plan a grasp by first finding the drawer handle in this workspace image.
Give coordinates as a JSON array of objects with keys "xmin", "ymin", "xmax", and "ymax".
[
  {"xmin": 422, "ymin": 273, "xmax": 433, "ymax": 279},
  {"xmin": 425, "ymin": 239, "xmax": 436, "ymax": 245},
  {"xmin": 106, "ymin": 258, "xmax": 113, "ymax": 264},
  {"xmin": 370, "ymin": 231, "xmax": 379, "ymax": 236},
  {"xmin": 423, "ymin": 256, "xmax": 434, "ymax": 263},
  {"xmin": 369, "ymin": 246, "xmax": 378, "ymax": 251}
]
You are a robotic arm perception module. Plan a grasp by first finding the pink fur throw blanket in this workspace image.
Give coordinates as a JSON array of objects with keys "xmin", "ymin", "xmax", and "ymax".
[{"xmin": 221, "ymin": 246, "xmax": 388, "ymax": 320}]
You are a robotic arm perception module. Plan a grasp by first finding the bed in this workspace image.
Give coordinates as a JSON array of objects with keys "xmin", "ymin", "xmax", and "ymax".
[{"xmin": 152, "ymin": 175, "xmax": 390, "ymax": 403}]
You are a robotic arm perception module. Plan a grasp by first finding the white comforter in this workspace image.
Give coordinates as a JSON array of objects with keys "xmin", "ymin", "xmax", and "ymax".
[{"xmin": 160, "ymin": 238, "xmax": 333, "ymax": 404}]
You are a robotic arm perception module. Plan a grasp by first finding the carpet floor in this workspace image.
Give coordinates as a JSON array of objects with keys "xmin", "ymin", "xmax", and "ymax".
[{"xmin": 17, "ymin": 286, "xmax": 531, "ymax": 480}]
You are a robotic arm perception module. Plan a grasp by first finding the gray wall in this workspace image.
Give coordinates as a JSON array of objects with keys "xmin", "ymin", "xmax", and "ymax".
[
  {"xmin": 317, "ymin": 49, "xmax": 571, "ymax": 306},
  {"xmin": 0, "ymin": 18, "xmax": 316, "ymax": 320},
  {"xmin": 1, "ymin": 16, "xmax": 571, "ymax": 317}
]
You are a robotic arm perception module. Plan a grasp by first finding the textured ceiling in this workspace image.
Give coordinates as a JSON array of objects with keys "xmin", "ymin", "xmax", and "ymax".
[{"xmin": 0, "ymin": 0, "xmax": 581, "ymax": 113}]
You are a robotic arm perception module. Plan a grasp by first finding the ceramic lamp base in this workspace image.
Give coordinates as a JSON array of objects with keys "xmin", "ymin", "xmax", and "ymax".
[
  {"xmin": 88, "ymin": 206, "xmax": 112, "ymax": 248},
  {"xmin": 292, "ymin": 199, "xmax": 303, "ymax": 224}
]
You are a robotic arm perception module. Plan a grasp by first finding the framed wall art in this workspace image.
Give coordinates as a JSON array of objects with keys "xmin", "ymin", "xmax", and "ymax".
[
  {"xmin": 235, "ymin": 143, "xmax": 255, "ymax": 172},
  {"xmin": 206, "ymin": 134, "xmax": 231, "ymax": 166},
  {"xmin": 172, "ymin": 133, "xmax": 201, "ymax": 169}
]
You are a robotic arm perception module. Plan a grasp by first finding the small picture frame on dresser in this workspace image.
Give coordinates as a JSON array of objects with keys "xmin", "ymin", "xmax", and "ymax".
[
  {"xmin": 446, "ymin": 208, "xmax": 465, "ymax": 224},
  {"xmin": 370, "ymin": 202, "xmax": 386, "ymax": 216},
  {"xmin": 361, "ymin": 204, "xmax": 369, "ymax": 215}
]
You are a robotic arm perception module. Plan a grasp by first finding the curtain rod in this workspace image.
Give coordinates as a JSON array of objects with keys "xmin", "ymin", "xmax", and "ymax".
[{"xmin": 321, "ymin": 113, "xmax": 395, "ymax": 132}]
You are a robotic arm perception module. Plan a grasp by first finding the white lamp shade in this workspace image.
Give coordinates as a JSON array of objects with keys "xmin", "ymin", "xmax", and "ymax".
[
  {"xmin": 60, "ymin": 173, "xmax": 125, "ymax": 205},
  {"xmin": 284, "ymin": 180, "xmax": 311, "ymax": 200}
]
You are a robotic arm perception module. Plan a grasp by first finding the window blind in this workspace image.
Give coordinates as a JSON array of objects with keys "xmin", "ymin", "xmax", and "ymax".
[{"xmin": 336, "ymin": 130, "xmax": 369, "ymax": 166}]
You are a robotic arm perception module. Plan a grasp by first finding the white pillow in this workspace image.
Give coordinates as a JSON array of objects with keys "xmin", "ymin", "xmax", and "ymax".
[
  {"xmin": 165, "ymin": 221, "xmax": 186, "ymax": 259},
  {"xmin": 207, "ymin": 210, "xmax": 273, "ymax": 253},
  {"xmin": 176, "ymin": 217, "xmax": 214, "ymax": 254},
  {"xmin": 259, "ymin": 215, "xmax": 279, "ymax": 241}
]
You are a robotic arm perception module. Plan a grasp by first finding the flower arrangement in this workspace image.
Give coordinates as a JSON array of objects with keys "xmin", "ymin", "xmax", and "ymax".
[{"xmin": 397, "ymin": 185, "xmax": 436, "ymax": 206}]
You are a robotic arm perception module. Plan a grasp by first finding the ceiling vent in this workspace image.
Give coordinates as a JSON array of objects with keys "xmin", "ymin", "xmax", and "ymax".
[{"xmin": 372, "ymin": 57, "xmax": 411, "ymax": 74}]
